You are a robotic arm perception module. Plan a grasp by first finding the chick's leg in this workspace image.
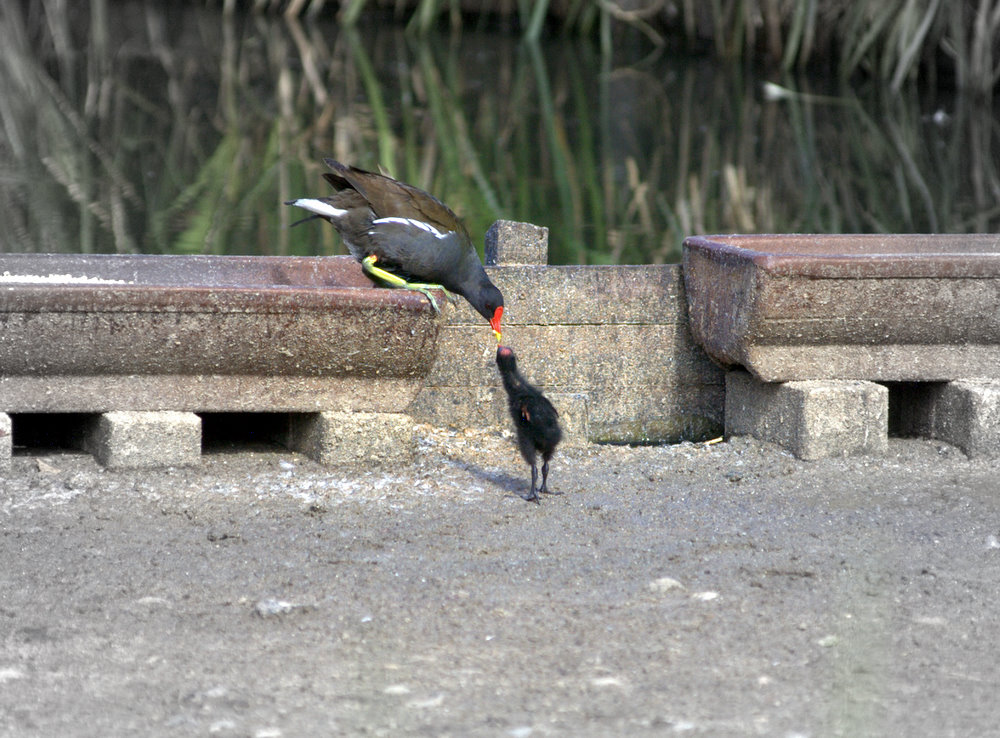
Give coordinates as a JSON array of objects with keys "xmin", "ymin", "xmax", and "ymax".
[
  {"xmin": 540, "ymin": 458, "xmax": 560, "ymax": 495},
  {"xmin": 522, "ymin": 463, "xmax": 540, "ymax": 503}
]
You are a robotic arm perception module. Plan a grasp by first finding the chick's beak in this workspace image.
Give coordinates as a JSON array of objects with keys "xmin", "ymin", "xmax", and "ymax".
[{"xmin": 490, "ymin": 306, "xmax": 504, "ymax": 343}]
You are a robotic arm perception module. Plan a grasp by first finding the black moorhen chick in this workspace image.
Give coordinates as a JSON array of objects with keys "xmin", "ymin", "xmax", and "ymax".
[
  {"xmin": 496, "ymin": 345, "xmax": 562, "ymax": 503},
  {"xmin": 287, "ymin": 159, "xmax": 505, "ymax": 341}
]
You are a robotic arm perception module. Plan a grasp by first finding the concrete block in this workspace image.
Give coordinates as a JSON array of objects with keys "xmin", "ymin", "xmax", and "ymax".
[
  {"xmin": 410, "ymin": 386, "xmax": 504, "ymax": 434},
  {"xmin": 899, "ymin": 380, "xmax": 1000, "ymax": 457},
  {"xmin": 425, "ymin": 323, "xmax": 720, "ymax": 389},
  {"xmin": 412, "ymin": 255, "xmax": 726, "ymax": 445},
  {"xmin": 413, "ymin": 319, "xmax": 724, "ymax": 438},
  {"xmin": 454, "ymin": 265, "xmax": 688, "ymax": 326},
  {"xmin": 0, "ymin": 413, "xmax": 11, "ymax": 474},
  {"xmin": 588, "ymin": 405, "xmax": 724, "ymax": 445},
  {"xmin": 84, "ymin": 411, "xmax": 201, "ymax": 469},
  {"xmin": 287, "ymin": 411, "xmax": 414, "ymax": 466},
  {"xmin": 410, "ymin": 384, "xmax": 723, "ymax": 445},
  {"xmin": 414, "ymin": 387, "xmax": 589, "ymax": 446},
  {"xmin": 488, "ymin": 389, "xmax": 589, "ymax": 448},
  {"xmin": 546, "ymin": 392, "xmax": 589, "ymax": 447},
  {"xmin": 725, "ymin": 371, "xmax": 888, "ymax": 460},
  {"xmin": 485, "ymin": 220, "xmax": 549, "ymax": 265}
]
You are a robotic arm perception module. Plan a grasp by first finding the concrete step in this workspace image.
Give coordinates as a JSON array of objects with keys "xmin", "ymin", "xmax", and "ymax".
[
  {"xmin": 2, "ymin": 411, "xmax": 416, "ymax": 471},
  {"xmin": 724, "ymin": 371, "xmax": 1000, "ymax": 460}
]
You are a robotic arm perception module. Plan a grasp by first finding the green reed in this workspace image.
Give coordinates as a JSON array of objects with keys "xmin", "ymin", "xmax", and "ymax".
[
  {"xmin": 1, "ymin": 1, "xmax": 998, "ymax": 262},
  {"xmin": 269, "ymin": 0, "xmax": 1000, "ymax": 94}
]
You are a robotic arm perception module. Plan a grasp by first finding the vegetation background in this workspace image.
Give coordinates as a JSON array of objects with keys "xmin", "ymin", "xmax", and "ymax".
[{"xmin": 1, "ymin": 0, "xmax": 998, "ymax": 262}]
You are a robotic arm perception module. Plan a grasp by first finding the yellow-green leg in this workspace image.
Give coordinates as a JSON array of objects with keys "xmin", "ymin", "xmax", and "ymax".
[{"xmin": 361, "ymin": 254, "xmax": 455, "ymax": 313}]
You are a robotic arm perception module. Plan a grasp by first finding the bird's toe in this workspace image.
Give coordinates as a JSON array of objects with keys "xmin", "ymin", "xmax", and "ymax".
[{"xmin": 422, "ymin": 290, "xmax": 442, "ymax": 313}]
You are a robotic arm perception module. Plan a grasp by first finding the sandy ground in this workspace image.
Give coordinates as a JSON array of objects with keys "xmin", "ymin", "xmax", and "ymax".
[{"xmin": 2, "ymin": 426, "xmax": 1000, "ymax": 737}]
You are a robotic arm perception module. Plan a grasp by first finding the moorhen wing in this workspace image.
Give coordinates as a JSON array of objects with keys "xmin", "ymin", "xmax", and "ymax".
[
  {"xmin": 287, "ymin": 159, "xmax": 505, "ymax": 341},
  {"xmin": 496, "ymin": 345, "xmax": 562, "ymax": 503}
]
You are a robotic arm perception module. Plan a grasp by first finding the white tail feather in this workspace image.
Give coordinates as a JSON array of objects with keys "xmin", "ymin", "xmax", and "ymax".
[{"xmin": 289, "ymin": 198, "xmax": 348, "ymax": 219}]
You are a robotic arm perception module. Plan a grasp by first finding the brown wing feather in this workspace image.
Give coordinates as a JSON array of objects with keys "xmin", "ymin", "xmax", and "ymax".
[
  {"xmin": 324, "ymin": 160, "xmax": 467, "ymax": 235},
  {"xmin": 319, "ymin": 174, "xmax": 368, "ymax": 210}
]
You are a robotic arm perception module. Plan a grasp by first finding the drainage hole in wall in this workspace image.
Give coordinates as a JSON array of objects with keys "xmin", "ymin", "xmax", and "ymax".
[
  {"xmin": 884, "ymin": 381, "xmax": 945, "ymax": 438},
  {"xmin": 11, "ymin": 413, "xmax": 96, "ymax": 453},
  {"xmin": 198, "ymin": 412, "xmax": 291, "ymax": 453}
]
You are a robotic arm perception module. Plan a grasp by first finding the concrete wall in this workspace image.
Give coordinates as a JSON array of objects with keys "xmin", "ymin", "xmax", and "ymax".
[{"xmin": 408, "ymin": 221, "xmax": 725, "ymax": 445}]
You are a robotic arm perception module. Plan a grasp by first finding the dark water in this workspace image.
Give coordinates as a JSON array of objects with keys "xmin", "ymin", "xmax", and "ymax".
[{"xmin": 2, "ymin": 1, "xmax": 998, "ymax": 264}]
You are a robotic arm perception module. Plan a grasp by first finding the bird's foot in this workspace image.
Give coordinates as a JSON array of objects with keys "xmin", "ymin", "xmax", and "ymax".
[
  {"xmin": 520, "ymin": 489, "xmax": 541, "ymax": 504},
  {"xmin": 402, "ymin": 281, "xmax": 453, "ymax": 314},
  {"xmin": 408, "ymin": 284, "xmax": 441, "ymax": 313},
  {"xmin": 540, "ymin": 487, "xmax": 562, "ymax": 496},
  {"xmin": 360, "ymin": 255, "xmax": 445, "ymax": 313}
]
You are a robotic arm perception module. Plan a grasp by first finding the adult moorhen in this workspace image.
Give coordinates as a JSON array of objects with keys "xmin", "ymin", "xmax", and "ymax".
[
  {"xmin": 496, "ymin": 345, "xmax": 562, "ymax": 503},
  {"xmin": 287, "ymin": 159, "xmax": 505, "ymax": 341}
]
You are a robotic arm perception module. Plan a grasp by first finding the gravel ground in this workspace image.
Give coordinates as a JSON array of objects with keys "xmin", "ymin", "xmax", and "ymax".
[{"xmin": 2, "ymin": 426, "xmax": 1000, "ymax": 737}]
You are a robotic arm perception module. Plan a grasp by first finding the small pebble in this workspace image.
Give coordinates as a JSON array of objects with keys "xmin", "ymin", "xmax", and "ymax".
[
  {"xmin": 0, "ymin": 668, "xmax": 25, "ymax": 682},
  {"xmin": 648, "ymin": 577, "xmax": 684, "ymax": 593},
  {"xmin": 254, "ymin": 598, "xmax": 304, "ymax": 618}
]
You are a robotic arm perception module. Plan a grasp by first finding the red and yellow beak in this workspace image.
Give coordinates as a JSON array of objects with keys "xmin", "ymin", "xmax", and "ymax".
[{"xmin": 490, "ymin": 306, "xmax": 504, "ymax": 343}]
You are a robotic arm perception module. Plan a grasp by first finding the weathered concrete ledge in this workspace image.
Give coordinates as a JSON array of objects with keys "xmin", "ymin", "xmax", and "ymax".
[
  {"xmin": 0, "ymin": 233, "xmax": 726, "ymax": 469},
  {"xmin": 5, "ymin": 228, "xmax": 1000, "ymax": 468},
  {"xmin": 0, "ymin": 254, "xmax": 438, "ymax": 469},
  {"xmin": 683, "ymin": 233, "xmax": 1000, "ymax": 382},
  {"xmin": 684, "ymin": 234, "xmax": 1000, "ymax": 459}
]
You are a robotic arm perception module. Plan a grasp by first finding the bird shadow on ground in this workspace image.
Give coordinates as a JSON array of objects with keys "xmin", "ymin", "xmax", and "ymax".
[{"xmin": 442, "ymin": 457, "xmax": 529, "ymax": 500}]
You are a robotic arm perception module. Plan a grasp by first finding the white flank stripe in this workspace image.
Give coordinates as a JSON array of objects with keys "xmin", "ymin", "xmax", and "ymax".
[
  {"xmin": 373, "ymin": 216, "xmax": 446, "ymax": 239},
  {"xmin": 290, "ymin": 198, "xmax": 348, "ymax": 219}
]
